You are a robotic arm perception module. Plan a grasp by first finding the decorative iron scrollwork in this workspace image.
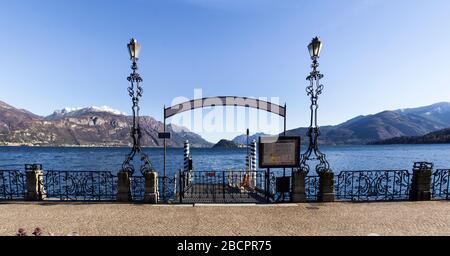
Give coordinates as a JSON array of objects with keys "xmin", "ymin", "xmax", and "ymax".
[
  {"xmin": 130, "ymin": 175, "xmax": 145, "ymax": 201},
  {"xmin": 305, "ymin": 175, "xmax": 319, "ymax": 201},
  {"xmin": 300, "ymin": 54, "xmax": 331, "ymax": 175},
  {"xmin": 159, "ymin": 175, "xmax": 177, "ymax": 202},
  {"xmin": 42, "ymin": 171, "xmax": 117, "ymax": 200},
  {"xmin": 335, "ymin": 170, "xmax": 410, "ymax": 201},
  {"xmin": 432, "ymin": 169, "xmax": 450, "ymax": 199},
  {"xmin": 0, "ymin": 170, "xmax": 26, "ymax": 200},
  {"xmin": 121, "ymin": 58, "xmax": 154, "ymax": 176}
]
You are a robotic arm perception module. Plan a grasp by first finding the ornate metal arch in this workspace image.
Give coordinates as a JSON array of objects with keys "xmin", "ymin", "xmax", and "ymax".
[
  {"xmin": 160, "ymin": 96, "xmax": 287, "ymax": 181},
  {"xmin": 164, "ymin": 96, "xmax": 286, "ymax": 119}
]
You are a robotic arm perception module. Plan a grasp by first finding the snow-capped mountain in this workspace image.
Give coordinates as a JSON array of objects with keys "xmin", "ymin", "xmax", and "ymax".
[
  {"xmin": 46, "ymin": 106, "xmax": 127, "ymax": 120},
  {"xmin": 286, "ymin": 102, "xmax": 450, "ymax": 145},
  {"xmin": 0, "ymin": 101, "xmax": 212, "ymax": 147},
  {"xmin": 395, "ymin": 102, "xmax": 450, "ymax": 126}
]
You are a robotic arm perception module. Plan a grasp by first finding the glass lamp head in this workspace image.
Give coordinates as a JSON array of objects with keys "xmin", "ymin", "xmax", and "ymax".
[
  {"xmin": 127, "ymin": 38, "xmax": 141, "ymax": 60},
  {"xmin": 308, "ymin": 36, "xmax": 322, "ymax": 58}
]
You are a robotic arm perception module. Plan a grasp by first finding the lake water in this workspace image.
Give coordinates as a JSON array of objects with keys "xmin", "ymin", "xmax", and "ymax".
[{"xmin": 1, "ymin": 144, "xmax": 450, "ymax": 176}]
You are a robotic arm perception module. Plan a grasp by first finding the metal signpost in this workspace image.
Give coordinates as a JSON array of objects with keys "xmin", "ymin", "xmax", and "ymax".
[
  {"xmin": 258, "ymin": 136, "xmax": 300, "ymax": 199},
  {"xmin": 258, "ymin": 136, "xmax": 301, "ymax": 169}
]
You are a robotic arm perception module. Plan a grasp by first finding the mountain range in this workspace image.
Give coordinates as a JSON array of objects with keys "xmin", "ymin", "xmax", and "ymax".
[
  {"xmin": 369, "ymin": 128, "xmax": 450, "ymax": 145},
  {"xmin": 1, "ymin": 100, "xmax": 450, "ymax": 147},
  {"xmin": 0, "ymin": 100, "xmax": 212, "ymax": 147},
  {"xmin": 285, "ymin": 102, "xmax": 450, "ymax": 145}
]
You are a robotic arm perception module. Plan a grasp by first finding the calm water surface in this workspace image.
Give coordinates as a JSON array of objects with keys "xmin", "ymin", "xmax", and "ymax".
[{"xmin": 1, "ymin": 144, "xmax": 450, "ymax": 175}]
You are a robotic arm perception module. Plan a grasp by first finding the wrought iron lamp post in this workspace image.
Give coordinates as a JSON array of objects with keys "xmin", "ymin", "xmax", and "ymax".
[
  {"xmin": 121, "ymin": 38, "xmax": 154, "ymax": 176},
  {"xmin": 299, "ymin": 37, "xmax": 332, "ymax": 174}
]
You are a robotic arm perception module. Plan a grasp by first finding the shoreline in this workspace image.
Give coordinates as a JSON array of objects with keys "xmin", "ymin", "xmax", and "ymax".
[
  {"xmin": 1, "ymin": 143, "xmax": 450, "ymax": 148},
  {"xmin": 0, "ymin": 144, "xmax": 211, "ymax": 149}
]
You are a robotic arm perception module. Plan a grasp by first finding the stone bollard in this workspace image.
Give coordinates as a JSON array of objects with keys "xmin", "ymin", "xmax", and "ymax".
[
  {"xmin": 291, "ymin": 170, "xmax": 307, "ymax": 203},
  {"xmin": 144, "ymin": 171, "xmax": 158, "ymax": 203},
  {"xmin": 318, "ymin": 171, "xmax": 335, "ymax": 202},
  {"xmin": 25, "ymin": 164, "xmax": 44, "ymax": 201},
  {"xmin": 117, "ymin": 171, "xmax": 132, "ymax": 202},
  {"xmin": 409, "ymin": 162, "xmax": 433, "ymax": 201}
]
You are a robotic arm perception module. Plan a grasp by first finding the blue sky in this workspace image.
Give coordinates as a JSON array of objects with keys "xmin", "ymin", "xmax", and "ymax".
[{"xmin": 1, "ymin": 0, "xmax": 450, "ymax": 142}]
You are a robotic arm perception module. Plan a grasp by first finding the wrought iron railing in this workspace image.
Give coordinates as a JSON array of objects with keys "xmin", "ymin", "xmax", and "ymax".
[
  {"xmin": 305, "ymin": 175, "xmax": 319, "ymax": 201},
  {"xmin": 0, "ymin": 170, "xmax": 26, "ymax": 200},
  {"xmin": 267, "ymin": 172, "xmax": 277, "ymax": 201},
  {"xmin": 130, "ymin": 175, "xmax": 145, "ymax": 201},
  {"xmin": 179, "ymin": 170, "xmax": 270, "ymax": 203},
  {"xmin": 42, "ymin": 170, "xmax": 117, "ymax": 200},
  {"xmin": 335, "ymin": 170, "xmax": 410, "ymax": 201},
  {"xmin": 3, "ymin": 166, "xmax": 449, "ymax": 203},
  {"xmin": 432, "ymin": 169, "xmax": 450, "ymax": 200},
  {"xmin": 158, "ymin": 175, "xmax": 177, "ymax": 202}
]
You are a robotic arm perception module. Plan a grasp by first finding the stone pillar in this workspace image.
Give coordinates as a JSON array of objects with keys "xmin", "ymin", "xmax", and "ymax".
[
  {"xmin": 144, "ymin": 171, "xmax": 158, "ymax": 203},
  {"xmin": 25, "ymin": 164, "xmax": 44, "ymax": 201},
  {"xmin": 409, "ymin": 162, "xmax": 433, "ymax": 201},
  {"xmin": 117, "ymin": 171, "xmax": 132, "ymax": 202},
  {"xmin": 318, "ymin": 171, "xmax": 335, "ymax": 202},
  {"xmin": 291, "ymin": 170, "xmax": 306, "ymax": 203}
]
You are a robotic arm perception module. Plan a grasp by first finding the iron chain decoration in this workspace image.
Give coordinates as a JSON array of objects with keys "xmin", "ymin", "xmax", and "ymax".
[
  {"xmin": 121, "ymin": 55, "xmax": 154, "ymax": 176},
  {"xmin": 300, "ymin": 47, "xmax": 331, "ymax": 174}
]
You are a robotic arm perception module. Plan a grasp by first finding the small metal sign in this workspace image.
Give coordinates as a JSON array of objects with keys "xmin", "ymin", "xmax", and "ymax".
[
  {"xmin": 158, "ymin": 132, "xmax": 171, "ymax": 139},
  {"xmin": 188, "ymin": 158, "xmax": 193, "ymax": 171},
  {"xmin": 276, "ymin": 177, "xmax": 291, "ymax": 193},
  {"xmin": 258, "ymin": 136, "xmax": 300, "ymax": 168},
  {"xmin": 25, "ymin": 164, "xmax": 42, "ymax": 171},
  {"xmin": 205, "ymin": 172, "xmax": 215, "ymax": 177}
]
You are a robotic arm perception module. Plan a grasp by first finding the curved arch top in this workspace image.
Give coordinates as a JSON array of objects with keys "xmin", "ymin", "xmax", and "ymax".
[{"xmin": 164, "ymin": 96, "xmax": 286, "ymax": 119}]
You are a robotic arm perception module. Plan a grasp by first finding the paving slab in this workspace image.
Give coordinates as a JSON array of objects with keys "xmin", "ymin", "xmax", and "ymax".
[{"xmin": 0, "ymin": 201, "xmax": 449, "ymax": 236}]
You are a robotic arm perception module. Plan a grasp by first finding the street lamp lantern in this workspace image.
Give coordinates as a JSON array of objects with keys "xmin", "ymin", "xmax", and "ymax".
[
  {"xmin": 127, "ymin": 38, "xmax": 141, "ymax": 60},
  {"xmin": 307, "ymin": 36, "xmax": 322, "ymax": 59},
  {"xmin": 300, "ymin": 36, "xmax": 331, "ymax": 175}
]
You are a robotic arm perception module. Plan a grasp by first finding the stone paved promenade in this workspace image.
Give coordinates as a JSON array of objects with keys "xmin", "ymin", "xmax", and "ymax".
[{"xmin": 0, "ymin": 201, "xmax": 449, "ymax": 236}]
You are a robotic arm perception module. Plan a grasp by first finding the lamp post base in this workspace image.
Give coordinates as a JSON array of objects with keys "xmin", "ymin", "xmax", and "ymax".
[
  {"xmin": 144, "ymin": 171, "xmax": 158, "ymax": 204},
  {"xmin": 318, "ymin": 172, "xmax": 335, "ymax": 202},
  {"xmin": 291, "ymin": 171, "xmax": 307, "ymax": 203},
  {"xmin": 117, "ymin": 171, "xmax": 132, "ymax": 202}
]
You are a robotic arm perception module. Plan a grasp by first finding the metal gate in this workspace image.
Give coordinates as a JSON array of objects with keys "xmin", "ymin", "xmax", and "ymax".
[{"xmin": 178, "ymin": 170, "xmax": 285, "ymax": 203}]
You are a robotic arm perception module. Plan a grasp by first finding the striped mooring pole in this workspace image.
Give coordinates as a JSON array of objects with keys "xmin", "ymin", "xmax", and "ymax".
[
  {"xmin": 249, "ymin": 139, "xmax": 257, "ymax": 188},
  {"xmin": 245, "ymin": 155, "xmax": 250, "ymax": 171},
  {"xmin": 184, "ymin": 140, "xmax": 190, "ymax": 172},
  {"xmin": 250, "ymin": 139, "xmax": 257, "ymax": 171},
  {"xmin": 183, "ymin": 140, "xmax": 191, "ymax": 186}
]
